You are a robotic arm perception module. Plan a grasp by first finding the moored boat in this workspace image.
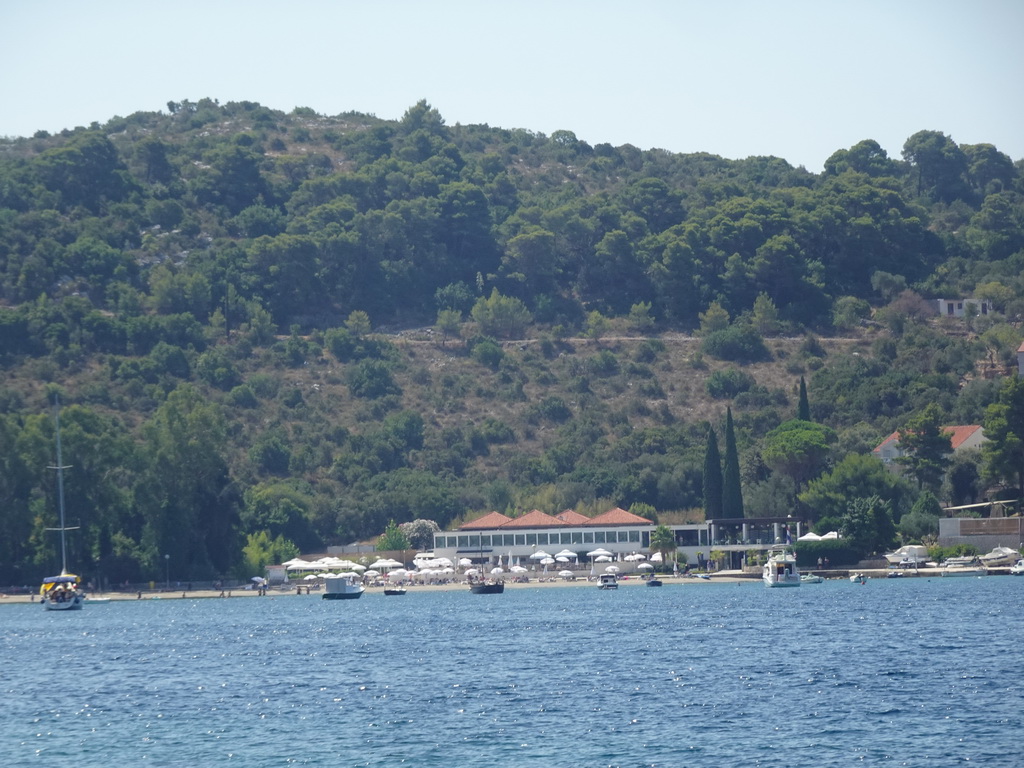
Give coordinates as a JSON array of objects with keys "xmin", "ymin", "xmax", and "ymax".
[
  {"xmin": 40, "ymin": 401, "xmax": 84, "ymax": 612},
  {"xmin": 941, "ymin": 556, "xmax": 987, "ymax": 577},
  {"xmin": 1011, "ymin": 559, "xmax": 1024, "ymax": 576},
  {"xmin": 383, "ymin": 586, "xmax": 407, "ymax": 595},
  {"xmin": 979, "ymin": 546, "xmax": 1020, "ymax": 568},
  {"xmin": 762, "ymin": 545, "xmax": 800, "ymax": 587},
  {"xmin": 800, "ymin": 573, "xmax": 823, "ymax": 583},
  {"xmin": 469, "ymin": 580, "xmax": 504, "ymax": 594},
  {"xmin": 850, "ymin": 572, "xmax": 867, "ymax": 584},
  {"xmin": 646, "ymin": 577, "xmax": 663, "ymax": 587},
  {"xmin": 322, "ymin": 572, "xmax": 365, "ymax": 599},
  {"xmin": 598, "ymin": 573, "xmax": 618, "ymax": 589}
]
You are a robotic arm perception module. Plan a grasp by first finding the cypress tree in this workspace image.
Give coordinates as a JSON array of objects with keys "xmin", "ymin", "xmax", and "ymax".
[
  {"xmin": 798, "ymin": 376, "xmax": 811, "ymax": 421},
  {"xmin": 722, "ymin": 407, "xmax": 744, "ymax": 518},
  {"xmin": 703, "ymin": 425, "xmax": 723, "ymax": 518}
]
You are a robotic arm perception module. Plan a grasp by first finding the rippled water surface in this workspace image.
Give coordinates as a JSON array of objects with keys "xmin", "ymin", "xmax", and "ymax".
[{"xmin": 2, "ymin": 576, "xmax": 1021, "ymax": 767}]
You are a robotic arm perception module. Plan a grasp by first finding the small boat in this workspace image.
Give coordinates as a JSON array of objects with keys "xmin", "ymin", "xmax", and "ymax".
[
  {"xmin": 886, "ymin": 570, "xmax": 904, "ymax": 579},
  {"xmin": 40, "ymin": 402, "xmax": 84, "ymax": 612},
  {"xmin": 800, "ymin": 573, "xmax": 823, "ymax": 584},
  {"xmin": 598, "ymin": 573, "xmax": 618, "ymax": 589},
  {"xmin": 469, "ymin": 580, "xmax": 504, "ymax": 594},
  {"xmin": 1010, "ymin": 559, "xmax": 1024, "ymax": 576},
  {"xmin": 322, "ymin": 572, "xmax": 365, "ymax": 599},
  {"xmin": 850, "ymin": 572, "xmax": 867, "ymax": 584},
  {"xmin": 82, "ymin": 594, "xmax": 112, "ymax": 603},
  {"xmin": 884, "ymin": 544, "xmax": 929, "ymax": 567},
  {"xmin": 763, "ymin": 545, "xmax": 801, "ymax": 587},
  {"xmin": 979, "ymin": 546, "xmax": 1020, "ymax": 568},
  {"xmin": 646, "ymin": 578, "xmax": 663, "ymax": 587},
  {"xmin": 383, "ymin": 586, "xmax": 407, "ymax": 596},
  {"xmin": 941, "ymin": 556, "xmax": 987, "ymax": 577}
]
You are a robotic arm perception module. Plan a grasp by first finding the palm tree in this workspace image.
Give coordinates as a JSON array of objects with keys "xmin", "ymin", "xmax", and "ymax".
[{"xmin": 650, "ymin": 524, "xmax": 677, "ymax": 570}]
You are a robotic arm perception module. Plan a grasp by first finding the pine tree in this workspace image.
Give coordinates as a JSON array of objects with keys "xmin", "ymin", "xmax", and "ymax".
[
  {"xmin": 798, "ymin": 376, "xmax": 811, "ymax": 421},
  {"xmin": 703, "ymin": 425, "xmax": 723, "ymax": 517},
  {"xmin": 723, "ymin": 407, "xmax": 744, "ymax": 518}
]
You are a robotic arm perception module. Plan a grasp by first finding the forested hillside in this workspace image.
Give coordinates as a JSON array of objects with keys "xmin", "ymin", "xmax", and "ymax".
[{"xmin": 1, "ymin": 98, "xmax": 1022, "ymax": 585}]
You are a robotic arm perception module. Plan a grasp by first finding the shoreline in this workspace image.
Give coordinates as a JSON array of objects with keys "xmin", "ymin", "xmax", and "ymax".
[
  {"xmin": 1, "ymin": 573, "xmax": 753, "ymax": 603},
  {"xmin": 4, "ymin": 566, "xmax": 999, "ymax": 605}
]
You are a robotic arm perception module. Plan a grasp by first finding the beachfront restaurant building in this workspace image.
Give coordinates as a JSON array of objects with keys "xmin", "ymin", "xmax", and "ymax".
[{"xmin": 432, "ymin": 509, "xmax": 806, "ymax": 572}]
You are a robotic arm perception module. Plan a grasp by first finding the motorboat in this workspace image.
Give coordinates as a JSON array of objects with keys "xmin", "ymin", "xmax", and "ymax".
[
  {"xmin": 322, "ymin": 572, "xmax": 365, "ymax": 599},
  {"xmin": 941, "ymin": 556, "xmax": 987, "ymax": 577},
  {"xmin": 598, "ymin": 573, "xmax": 618, "ymax": 589},
  {"xmin": 1010, "ymin": 559, "xmax": 1024, "ymax": 576},
  {"xmin": 800, "ymin": 573, "xmax": 823, "ymax": 584},
  {"xmin": 884, "ymin": 545, "xmax": 929, "ymax": 567},
  {"xmin": 40, "ymin": 402, "xmax": 84, "ymax": 612},
  {"xmin": 850, "ymin": 572, "xmax": 867, "ymax": 584},
  {"xmin": 979, "ymin": 546, "xmax": 1021, "ymax": 568},
  {"xmin": 469, "ymin": 580, "xmax": 504, "ymax": 594},
  {"xmin": 383, "ymin": 586, "xmax": 407, "ymax": 595},
  {"xmin": 762, "ymin": 545, "xmax": 800, "ymax": 587},
  {"xmin": 646, "ymin": 577, "xmax": 663, "ymax": 587}
]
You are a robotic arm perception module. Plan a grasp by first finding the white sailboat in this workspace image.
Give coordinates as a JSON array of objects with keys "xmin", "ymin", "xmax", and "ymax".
[{"xmin": 39, "ymin": 402, "xmax": 83, "ymax": 611}]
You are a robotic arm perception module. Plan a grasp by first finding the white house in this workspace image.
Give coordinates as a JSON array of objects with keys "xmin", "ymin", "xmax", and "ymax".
[{"xmin": 934, "ymin": 298, "xmax": 990, "ymax": 318}]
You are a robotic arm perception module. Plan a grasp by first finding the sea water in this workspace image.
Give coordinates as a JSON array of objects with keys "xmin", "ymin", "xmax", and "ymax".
[{"xmin": 2, "ymin": 576, "xmax": 1021, "ymax": 767}]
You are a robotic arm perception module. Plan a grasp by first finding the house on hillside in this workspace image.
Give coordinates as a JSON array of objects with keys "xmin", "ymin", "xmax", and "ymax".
[
  {"xmin": 873, "ymin": 424, "xmax": 986, "ymax": 467},
  {"xmin": 934, "ymin": 298, "xmax": 990, "ymax": 318}
]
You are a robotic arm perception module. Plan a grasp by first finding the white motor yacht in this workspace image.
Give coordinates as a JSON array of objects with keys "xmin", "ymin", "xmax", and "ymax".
[{"xmin": 762, "ymin": 546, "xmax": 801, "ymax": 587}]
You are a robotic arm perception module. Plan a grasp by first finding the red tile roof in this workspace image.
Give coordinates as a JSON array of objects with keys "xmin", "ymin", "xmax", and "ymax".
[
  {"xmin": 873, "ymin": 425, "xmax": 983, "ymax": 453},
  {"xmin": 460, "ymin": 511, "xmax": 513, "ymax": 530},
  {"xmin": 501, "ymin": 509, "xmax": 565, "ymax": 528},
  {"xmin": 587, "ymin": 507, "xmax": 653, "ymax": 526},
  {"xmin": 555, "ymin": 509, "xmax": 590, "ymax": 525}
]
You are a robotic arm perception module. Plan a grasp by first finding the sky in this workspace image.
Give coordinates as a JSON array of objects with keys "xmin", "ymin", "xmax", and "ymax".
[{"xmin": 1, "ymin": 0, "xmax": 1021, "ymax": 171}]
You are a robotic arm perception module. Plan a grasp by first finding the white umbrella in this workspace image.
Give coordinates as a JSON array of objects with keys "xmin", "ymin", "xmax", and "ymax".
[
  {"xmin": 364, "ymin": 570, "xmax": 380, "ymax": 578},
  {"xmin": 556, "ymin": 556, "xmax": 570, "ymax": 563},
  {"xmin": 303, "ymin": 574, "xmax": 319, "ymax": 581},
  {"xmin": 510, "ymin": 565, "xmax": 528, "ymax": 573},
  {"xmin": 605, "ymin": 565, "xmax": 620, "ymax": 573},
  {"xmin": 458, "ymin": 558, "xmax": 473, "ymax": 567},
  {"xmin": 389, "ymin": 568, "xmax": 409, "ymax": 579},
  {"xmin": 587, "ymin": 548, "xmax": 613, "ymax": 558},
  {"xmin": 650, "ymin": 552, "xmax": 663, "ymax": 562},
  {"xmin": 490, "ymin": 567, "xmax": 504, "ymax": 575},
  {"xmin": 637, "ymin": 562, "xmax": 654, "ymax": 571},
  {"xmin": 595, "ymin": 555, "xmax": 612, "ymax": 562},
  {"xmin": 555, "ymin": 549, "xmax": 577, "ymax": 559},
  {"xmin": 464, "ymin": 568, "xmax": 480, "ymax": 577},
  {"xmin": 558, "ymin": 570, "xmax": 575, "ymax": 578},
  {"xmin": 529, "ymin": 551, "xmax": 552, "ymax": 560}
]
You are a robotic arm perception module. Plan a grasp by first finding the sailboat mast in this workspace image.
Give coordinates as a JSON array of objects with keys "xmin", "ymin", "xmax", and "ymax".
[{"xmin": 50, "ymin": 401, "xmax": 72, "ymax": 575}]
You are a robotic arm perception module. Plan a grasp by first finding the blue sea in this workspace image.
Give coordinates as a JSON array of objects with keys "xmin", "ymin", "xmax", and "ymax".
[{"xmin": 2, "ymin": 576, "xmax": 1021, "ymax": 767}]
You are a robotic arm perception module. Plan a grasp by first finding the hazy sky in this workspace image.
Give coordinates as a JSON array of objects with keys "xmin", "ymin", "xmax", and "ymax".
[{"xmin": 2, "ymin": 0, "xmax": 1021, "ymax": 171}]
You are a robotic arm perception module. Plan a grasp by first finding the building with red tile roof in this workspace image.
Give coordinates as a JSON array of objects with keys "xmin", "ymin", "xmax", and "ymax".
[
  {"xmin": 500, "ymin": 509, "xmax": 565, "ymax": 528},
  {"xmin": 873, "ymin": 424, "xmax": 986, "ymax": 466},
  {"xmin": 587, "ymin": 507, "xmax": 653, "ymax": 526}
]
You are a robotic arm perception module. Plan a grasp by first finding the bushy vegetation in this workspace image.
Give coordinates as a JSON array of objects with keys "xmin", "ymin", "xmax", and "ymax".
[{"xmin": 1, "ymin": 99, "xmax": 1023, "ymax": 584}]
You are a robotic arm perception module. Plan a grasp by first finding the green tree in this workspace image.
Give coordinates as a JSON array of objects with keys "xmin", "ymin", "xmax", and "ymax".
[
  {"xmin": 722, "ymin": 408, "xmax": 744, "ymax": 518},
  {"xmin": 894, "ymin": 403, "xmax": 952, "ymax": 491},
  {"xmin": 703, "ymin": 426, "xmax": 723, "ymax": 517},
  {"xmin": 751, "ymin": 292, "xmax": 780, "ymax": 336},
  {"xmin": 698, "ymin": 301, "xmax": 730, "ymax": 335},
  {"xmin": 649, "ymin": 524, "xmax": 677, "ymax": 565},
  {"xmin": 840, "ymin": 495, "xmax": 897, "ymax": 556},
  {"xmin": 761, "ymin": 419, "xmax": 835, "ymax": 491},
  {"xmin": 797, "ymin": 376, "xmax": 811, "ymax": 421},
  {"xmin": 982, "ymin": 376, "xmax": 1024, "ymax": 496},
  {"xmin": 435, "ymin": 309, "xmax": 462, "ymax": 345},
  {"xmin": 897, "ymin": 491, "xmax": 941, "ymax": 541},
  {"xmin": 470, "ymin": 289, "xmax": 532, "ymax": 339},
  {"xmin": 377, "ymin": 519, "xmax": 411, "ymax": 552},
  {"xmin": 800, "ymin": 453, "xmax": 915, "ymax": 524}
]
